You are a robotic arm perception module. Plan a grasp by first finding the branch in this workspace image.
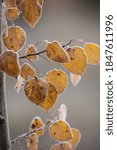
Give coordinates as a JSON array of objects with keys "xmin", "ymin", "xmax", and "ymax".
[
  {"xmin": 62, "ymin": 39, "xmax": 74, "ymax": 48},
  {"xmin": 19, "ymin": 50, "xmax": 46, "ymax": 59},
  {"xmin": 11, "ymin": 120, "xmax": 51, "ymax": 144},
  {"xmin": 19, "ymin": 39, "xmax": 85, "ymax": 60}
]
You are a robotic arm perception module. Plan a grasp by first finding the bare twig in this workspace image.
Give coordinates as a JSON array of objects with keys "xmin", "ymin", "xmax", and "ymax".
[
  {"xmin": 11, "ymin": 120, "xmax": 51, "ymax": 144},
  {"xmin": 19, "ymin": 50, "xmax": 46, "ymax": 59},
  {"xmin": 62, "ymin": 39, "xmax": 74, "ymax": 48}
]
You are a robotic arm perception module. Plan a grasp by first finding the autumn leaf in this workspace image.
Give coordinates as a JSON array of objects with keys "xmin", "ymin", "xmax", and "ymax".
[
  {"xmin": 68, "ymin": 128, "xmax": 81, "ymax": 149},
  {"xmin": 46, "ymin": 41, "xmax": 70, "ymax": 63},
  {"xmin": 24, "ymin": 78, "xmax": 48, "ymax": 105},
  {"xmin": 50, "ymin": 143, "xmax": 72, "ymax": 150},
  {"xmin": 40, "ymin": 84, "xmax": 58, "ymax": 112},
  {"xmin": 2, "ymin": 26, "xmax": 26, "ymax": 52},
  {"xmin": 27, "ymin": 133, "xmax": 38, "ymax": 150},
  {"xmin": 30, "ymin": 116, "xmax": 45, "ymax": 136},
  {"xmin": 84, "ymin": 43, "xmax": 100, "ymax": 64},
  {"xmin": 15, "ymin": 63, "xmax": 35, "ymax": 92},
  {"xmin": 26, "ymin": 45, "xmax": 38, "ymax": 60},
  {"xmin": 49, "ymin": 120, "xmax": 73, "ymax": 142},
  {"xmin": 45, "ymin": 69, "xmax": 68, "ymax": 94},
  {"xmin": 63, "ymin": 47, "xmax": 87, "ymax": 75},
  {"xmin": 20, "ymin": 63, "xmax": 36, "ymax": 79},
  {"xmin": 0, "ymin": 51, "xmax": 20, "ymax": 78},
  {"xmin": 4, "ymin": 0, "xmax": 20, "ymax": 20},
  {"xmin": 22, "ymin": 0, "xmax": 42, "ymax": 28}
]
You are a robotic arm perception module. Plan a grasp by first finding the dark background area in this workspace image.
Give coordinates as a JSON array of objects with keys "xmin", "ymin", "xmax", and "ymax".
[{"xmin": 5, "ymin": 0, "xmax": 100, "ymax": 149}]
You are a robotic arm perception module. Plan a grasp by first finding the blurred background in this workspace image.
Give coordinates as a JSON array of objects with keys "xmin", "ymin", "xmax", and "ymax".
[{"xmin": 6, "ymin": 0, "xmax": 100, "ymax": 149}]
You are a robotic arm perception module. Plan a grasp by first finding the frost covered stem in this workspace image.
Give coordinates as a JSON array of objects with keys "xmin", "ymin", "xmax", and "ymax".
[
  {"xmin": 19, "ymin": 50, "xmax": 46, "ymax": 59},
  {"xmin": 19, "ymin": 39, "xmax": 75, "ymax": 60},
  {"xmin": 11, "ymin": 120, "xmax": 51, "ymax": 144},
  {"xmin": 0, "ymin": 45, "xmax": 11, "ymax": 149}
]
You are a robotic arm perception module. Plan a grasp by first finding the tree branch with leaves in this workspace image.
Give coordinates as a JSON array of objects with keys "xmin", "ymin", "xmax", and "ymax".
[{"xmin": 0, "ymin": 0, "xmax": 100, "ymax": 150}]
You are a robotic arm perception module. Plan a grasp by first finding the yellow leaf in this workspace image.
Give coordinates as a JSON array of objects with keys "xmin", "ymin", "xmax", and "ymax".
[
  {"xmin": 27, "ymin": 133, "xmax": 38, "ymax": 150},
  {"xmin": 68, "ymin": 128, "xmax": 81, "ymax": 149},
  {"xmin": 45, "ymin": 69, "xmax": 68, "ymax": 94},
  {"xmin": 49, "ymin": 120, "xmax": 73, "ymax": 142},
  {"xmin": 63, "ymin": 47, "xmax": 87, "ymax": 75},
  {"xmin": 46, "ymin": 41, "xmax": 70, "ymax": 63},
  {"xmin": 20, "ymin": 63, "xmax": 36, "ymax": 79},
  {"xmin": 50, "ymin": 143, "xmax": 72, "ymax": 150},
  {"xmin": 24, "ymin": 78, "xmax": 48, "ymax": 105},
  {"xmin": 6, "ymin": 7, "xmax": 20, "ymax": 20},
  {"xmin": 30, "ymin": 116, "xmax": 45, "ymax": 136},
  {"xmin": 2, "ymin": 26, "xmax": 26, "ymax": 52},
  {"xmin": 83, "ymin": 43, "xmax": 100, "ymax": 64},
  {"xmin": 0, "ymin": 51, "xmax": 20, "ymax": 78},
  {"xmin": 40, "ymin": 84, "xmax": 58, "ymax": 112},
  {"xmin": 70, "ymin": 73, "xmax": 81, "ymax": 87},
  {"xmin": 26, "ymin": 45, "xmax": 38, "ymax": 60},
  {"xmin": 22, "ymin": 0, "xmax": 42, "ymax": 28},
  {"xmin": 4, "ymin": 0, "xmax": 19, "ymax": 20}
]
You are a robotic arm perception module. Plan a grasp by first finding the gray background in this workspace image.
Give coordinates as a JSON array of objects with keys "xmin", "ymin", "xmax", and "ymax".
[{"xmin": 6, "ymin": 0, "xmax": 100, "ymax": 149}]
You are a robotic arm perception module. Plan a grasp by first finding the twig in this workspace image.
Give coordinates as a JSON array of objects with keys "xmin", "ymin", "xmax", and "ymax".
[
  {"xmin": 19, "ymin": 50, "xmax": 46, "ymax": 59},
  {"xmin": 11, "ymin": 120, "xmax": 51, "ymax": 144},
  {"xmin": 62, "ymin": 39, "xmax": 74, "ymax": 48},
  {"xmin": 19, "ymin": 39, "xmax": 85, "ymax": 60}
]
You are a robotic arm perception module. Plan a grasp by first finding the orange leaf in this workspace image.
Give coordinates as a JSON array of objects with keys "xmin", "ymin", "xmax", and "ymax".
[
  {"xmin": 26, "ymin": 45, "xmax": 38, "ymax": 60},
  {"xmin": 22, "ymin": 0, "xmax": 42, "ymax": 28},
  {"xmin": 4, "ymin": 0, "xmax": 20, "ymax": 20},
  {"xmin": 50, "ymin": 143, "xmax": 72, "ymax": 150},
  {"xmin": 45, "ymin": 69, "xmax": 68, "ymax": 94},
  {"xmin": 40, "ymin": 84, "xmax": 58, "ymax": 112},
  {"xmin": 20, "ymin": 63, "xmax": 36, "ymax": 79},
  {"xmin": 24, "ymin": 78, "xmax": 48, "ymax": 105},
  {"xmin": 0, "ymin": 51, "xmax": 20, "ymax": 78},
  {"xmin": 84, "ymin": 43, "xmax": 100, "ymax": 64},
  {"xmin": 49, "ymin": 120, "xmax": 73, "ymax": 142},
  {"xmin": 46, "ymin": 41, "xmax": 70, "ymax": 63},
  {"xmin": 68, "ymin": 128, "xmax": 81, "ymax": 149},
  {"xmin": 30, "ymin": 116, "xmax": 45, "ymax": 136},
  {"xmin": 63, "ymin": 47, "xmax": 87, "ymax": 75},
  {"xmin": 2, "ymin": 26, "xmax": 26, "ymax": 52}
]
